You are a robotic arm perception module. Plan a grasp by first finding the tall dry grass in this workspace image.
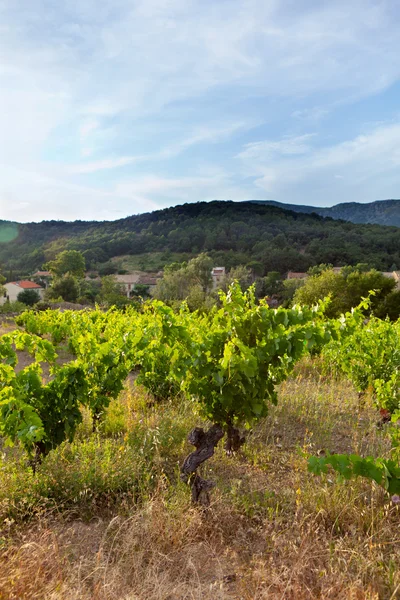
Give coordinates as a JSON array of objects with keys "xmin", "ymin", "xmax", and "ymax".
[{"xmin": 0, "ymin": 360, "xmax": 399, "ymax": 599}]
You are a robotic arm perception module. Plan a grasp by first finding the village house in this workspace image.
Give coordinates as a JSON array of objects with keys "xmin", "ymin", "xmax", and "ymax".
[
  {"xmin": 135, "ymin": 274, "xmax": 161, "ymax": 296},
  {"xmin": 114, "ymin": 273, "xmax": 163, "ymax": 297},
  {"xmin": 1, "ymin": 280, "xmax": 44, "ymax": 304},
  {"xmin": 286, "ymin": 267, "xmax": 342, "ymax": 281},
  {"xmin": 114, "ymin": 274, "xmax": 141, "ymax": 297},
  {"xmin": 31, "ymin": 270, "xmax": 52, "ymax": 288},
  {"xmin": 211, "ymin": 267, "xmax": 226, "ymax": 289}
]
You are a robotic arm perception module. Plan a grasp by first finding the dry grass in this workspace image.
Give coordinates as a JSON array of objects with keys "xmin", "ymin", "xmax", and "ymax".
[
  {"xmin": 0, "ymin": 360, "xmax": 399, "ymax": 599},
  {"xmin": 0, "ymin": 320, "xmax": 17, "ymax": 336}
]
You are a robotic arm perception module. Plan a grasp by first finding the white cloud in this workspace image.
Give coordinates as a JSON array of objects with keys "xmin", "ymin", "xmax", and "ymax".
[
  {"xmin": 112, "ymin": 169, "xmax": 255, "ymax": 211},
  {"xmin": 155, "ymin": 121, "xmax": 257, "ymax": 160},
  {"xmin": 78, "ymin": 118, "xmax": 99, "ymax": 157},
  {"xmin": 68, "ymin": 156, "xmax": 141, "ymax": 174},
  {"xmin": 1, "ymin": 0, "xmax": 400, "ymax": 219},
  {"xmin": 238, "ymin": 134, "xmax": 316, "ymax": 162},
  {"xmin": 79, "ymin": 119, "xmax": 99, "ymax": 140},
  {"xmin": 64, "ymin": 121, "xmax": 253, "ymax": 173},
  {"xmin": 3, "ymin": 0, "xmax": 400, "ymax": 142},
  {"xmin": 0, "ymin": 163, "xmax": 253, "ymax": 221},
  {"xmin": 291, "ymin": 107, "xmax": 330, "ymax": 122},
  {"xmin": 237, "ymin": 121, "xmax": 400, "ymax": 204}
]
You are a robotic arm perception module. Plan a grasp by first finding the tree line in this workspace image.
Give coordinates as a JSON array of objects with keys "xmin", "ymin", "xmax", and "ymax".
[
  {"xmin": 3, "ymin": 246, "xmax": 400, "ymax": 321},
  {"xmin": 2, "ymin": 201, "xmax": 400, "ymax": 278}
]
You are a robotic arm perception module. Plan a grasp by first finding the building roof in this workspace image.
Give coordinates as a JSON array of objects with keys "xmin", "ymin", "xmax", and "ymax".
[
  {"xmin": 9, "ymin": 280, "xmax": 43, "ymax": 289},
  {"xmin": 32, "ymin": 270, "xmax": 51, "ymax": 277},
  {"xmin": 137, "ymin": 275, "xmax": 160, "ymax": 286},
  {"xmin": 115, "ymin": 274, "xmax": 141, "ymax": 284}
]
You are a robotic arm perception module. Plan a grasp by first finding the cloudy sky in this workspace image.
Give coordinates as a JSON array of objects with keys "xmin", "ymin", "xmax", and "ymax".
[{"xmin": 1, "ymin": 0, "xmax": 400, "ymax": 222}]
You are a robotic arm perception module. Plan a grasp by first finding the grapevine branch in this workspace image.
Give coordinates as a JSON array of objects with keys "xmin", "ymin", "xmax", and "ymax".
[
  {"xmin": 224, "ymin": 423, "xmax": 246, "ymax": 454},
  {"xmin": 180, "ymin": 424, "xmax": 224, "ymax": 506}
]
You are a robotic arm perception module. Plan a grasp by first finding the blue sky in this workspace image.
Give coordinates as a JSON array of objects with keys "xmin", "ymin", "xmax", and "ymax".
[{"xmin": 2, "ymin": 0, "xmax": 400, "ymax": 222}]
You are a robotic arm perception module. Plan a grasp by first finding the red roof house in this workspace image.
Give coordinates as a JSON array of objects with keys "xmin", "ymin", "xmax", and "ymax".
[{"xmin": 2, "ymin": 280, "xmax": 44, "ymax": 303}]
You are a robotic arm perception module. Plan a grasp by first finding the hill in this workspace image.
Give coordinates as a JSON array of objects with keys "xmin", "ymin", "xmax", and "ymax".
[
  {"xmin": 2, "ymin": 201, "xmax": 400, "ymax": 277},
  {"xmin": 249, "ymin": 199, "xmax": 400, "ymax": 227}
]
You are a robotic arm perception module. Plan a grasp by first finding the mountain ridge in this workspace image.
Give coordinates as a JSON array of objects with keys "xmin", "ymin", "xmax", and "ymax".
[
  {"xmin": 3, "ymin": 201, "xmax": 400, "ymax": 277},
  {"xmin": 246, "ymin": 199, "xmax": 400, "ymax": 227}
]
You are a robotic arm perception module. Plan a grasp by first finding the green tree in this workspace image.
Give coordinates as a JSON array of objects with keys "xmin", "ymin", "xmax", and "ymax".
[
  {"xmin": 46, "ymin": 250, "xmax": 86, "ymax": 279},
  {"xmin": 46, "ymin": 275, "xmax": 79, "ymax": 303},
  {"xmin": 99, "ymin": 276, "xmax": 130, "ymax": 308},
  {"xmin": 78, "ymin": 279, "xmax": 102, "ymax": 304},
  {"xmin": 374, "ymin": 290, "xmax": 400, "ymax": 321},
  {"xmin": 17, "ymin": 289, "xmax": 40, "ymax": 306},
  {"xmin": 223, "ymin": 265, "xmax": 252, "ymax": 291},
  {"xmin": 343, "ymin": 269, "xmax": 395, "ymax": 310},
  {"xmin": 154, "ymin": 254, "xmax": 213, "ymax": 304},
  {"xmin": 294, "ymin": 269, "xmax": 345, "ymax": 317},
  {"xmin": 294, "ymin": 267, "xmax": 395, "ymax": 317},
  {"xmin": 186, "ymin": 283, "xmax": 217, "ymax": 313},
  {"xmin": 246, "ymin": 261, "xmax": 264, "ymax": 277},
  {"xmin": 280, "ymin": 278, "xmax": 306, "ymax": 307},
  {"xmin": 164, "ymin": 261, "xmax": 187, "ymax": 274},
  {"xmin": 263, "ymin": 271, "xmax": 283, "ymax": 296},
  {"xmin": 98, "ymin": 262, "xmax": 118, "ymax": 276},
  {"xmin": 186, "ymin": 253, "xmax": 213, "ymax": 292},
  {"xmin": 82, "ymin": 247, "xmax": 108, "ymax": 269},
  {"xmin": 130, "ymin": 284, "xmax": 151, "ymax": 299},
  {"xmin": 340, "ymin": 263, "xmax": 370, "ymax": 277},
  {"xmin": 307, "ymin": 263, "xmax": 333, "ymax": 276},
  {"xmin": 154, "ymin": 268, "xmax": 189, "ymax": 303}
]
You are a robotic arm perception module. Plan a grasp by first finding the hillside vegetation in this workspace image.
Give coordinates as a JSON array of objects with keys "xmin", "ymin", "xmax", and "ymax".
[
  {"xmin": 3, "ymin": 201, "xmax": 400, "ymax": 277},
  {"xmin": 251, "ymin": 198, "xmax": 400, "ymax": 227}
]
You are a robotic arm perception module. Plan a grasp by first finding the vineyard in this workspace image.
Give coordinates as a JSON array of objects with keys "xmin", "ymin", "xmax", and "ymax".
[{"xmin": 1, "ymin": 285, "xmax": 400, "ymax": 598}]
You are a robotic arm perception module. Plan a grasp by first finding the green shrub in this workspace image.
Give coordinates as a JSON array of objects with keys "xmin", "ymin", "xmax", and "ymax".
[
  {"xmin": 17, "ymin": 289, "xmax": 41, "ymax": 306},
  {"xmin": 0, "ymin": 301, "xmax": 26, "ymax": 314}
]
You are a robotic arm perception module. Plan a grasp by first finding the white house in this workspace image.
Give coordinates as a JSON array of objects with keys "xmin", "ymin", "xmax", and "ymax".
[
  {"xmin": 114, "ymin": 274, "xmax": 141, "ymax": 298},
  {"xmin": 114, "ymin": 273, "xmax": 163, "ymax": 297},
  {"xmin": 1, "ymin": 281, "xmax": 44, "ymax": 304}
]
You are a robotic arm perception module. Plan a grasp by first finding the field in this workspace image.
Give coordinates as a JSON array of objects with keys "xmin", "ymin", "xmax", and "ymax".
[
  {"xmin": 110, "ymin": 252, "xmax": 193, "ymax": 273},
  {"xmin": 0, "ymin": 362, "xmax": 399, "ymax": 599},
  {"xmin": 1, "ymin": 290, "xmax": 400, "ymax": 599}
]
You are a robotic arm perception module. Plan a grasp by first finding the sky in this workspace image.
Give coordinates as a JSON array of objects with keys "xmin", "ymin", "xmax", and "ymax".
[{"xmin": 2, "ymin": 0, "xmax": 400, "ymax": 222}]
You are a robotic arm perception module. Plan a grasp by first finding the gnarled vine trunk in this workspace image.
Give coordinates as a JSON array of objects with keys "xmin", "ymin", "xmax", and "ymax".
[{"xmin": 180, "ymin": 424, "xmax": 224, "ymax": 506}]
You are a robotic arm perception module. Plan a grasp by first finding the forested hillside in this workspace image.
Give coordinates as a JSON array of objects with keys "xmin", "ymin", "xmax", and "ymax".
[
  {"xmin": 2, "ymin": 201, "xmax": 400, "ymax": 276},
  {"xmin": 250, "ymin": 198, "xmax": 400, "ymax": 227}
]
